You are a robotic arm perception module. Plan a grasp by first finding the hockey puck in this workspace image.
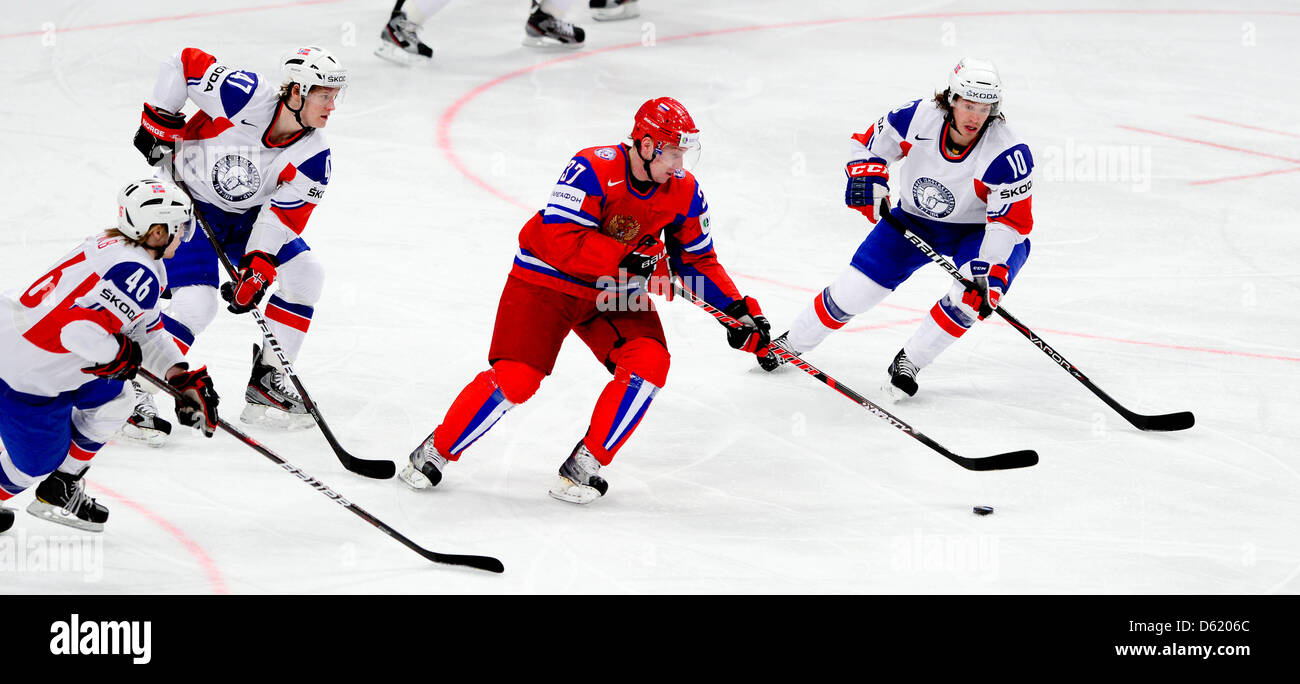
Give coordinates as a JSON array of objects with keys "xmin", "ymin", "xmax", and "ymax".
[{"xmin": 972, "ymin": 506, "xmax": 994, "ymax": 516}]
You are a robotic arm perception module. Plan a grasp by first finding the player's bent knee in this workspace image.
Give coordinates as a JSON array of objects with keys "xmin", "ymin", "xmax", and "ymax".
[
  {"xmin": 611, "ymin": 338, "xmax": 670, "ymax": 388},
  {"xmin": 168, "ymin": 285, "xmax": 220, "ymax": 334},
  {"xmin": 491, "ymin": 360, "xmax": 545, "ymax": 404},
  {"xmin": 277, "ymin": 252, "xmax": 325, "ymax": 304},
  {"xmin": 70, "ymin": 387, "xmax": 134, "ymax": 444}
]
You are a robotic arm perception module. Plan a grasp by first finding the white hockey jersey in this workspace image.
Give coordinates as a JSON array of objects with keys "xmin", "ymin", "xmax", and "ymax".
[
  {"xmin": 0, "ymin": 235, "xmax": 183, "ymax": 397},
  {"xmin": 851, "ymin": 98, "xmax": 1034, "ymax": 265},
  {"xmin": 149, "ymin": 48, "xmax": 331, "ymax": 256}
]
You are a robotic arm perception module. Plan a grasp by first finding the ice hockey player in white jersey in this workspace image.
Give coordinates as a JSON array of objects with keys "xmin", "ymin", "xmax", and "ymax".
[
  {"xmin": 0, "ymin": 179, "xmax": 220, "ymax": 533},
  {"xmin": 130, "ymin": 46, "xmax": 346, "ymax": 437},
  {"xmin": 759, "ymin": 58, "xmax": 1034, "ymax": 400}
]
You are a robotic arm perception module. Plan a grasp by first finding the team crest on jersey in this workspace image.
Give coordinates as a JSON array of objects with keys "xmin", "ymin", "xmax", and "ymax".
[
  {"xmin": 602, "ymin": 214, "xmax": 642, "ymax": 243},
  {"xmin": 912, "ymin": 177, "xmax": 956, "ymax": 218},
  {"xmin": 595, "ymin": 147, "xmax": 617, "ymax": 161},
  {"xmin": 212, "ymin": 154, "xmax": 261, "ymax": 202}
]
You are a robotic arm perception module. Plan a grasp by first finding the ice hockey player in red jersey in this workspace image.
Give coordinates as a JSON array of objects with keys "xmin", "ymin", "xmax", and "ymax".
[
  {"xmin": 760, "ymin": 58, "xmax": 1034, "ymax": 401},
  {"xmin": 401, "ymin": 97, "xmax": 771, "ymax": 504},
  {"xmin": 0, "ymin": 179, "xmax": 220, "ymax": 533},
  {"xmin": 129, "ymin": 46, "xmax": 346, "ymax": 441}
]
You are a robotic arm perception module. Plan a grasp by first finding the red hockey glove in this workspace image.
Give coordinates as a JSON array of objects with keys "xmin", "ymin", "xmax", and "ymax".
[
  {"xmin": 133, "ymin": 103, "xmax": 186, "ymax": 167},
  {"xmin": 962, "ymin": 260, "xmax": 1008, "ymax": 319},
  {"xmin": 221, "ymin": 251, "xmax": 278, "ymax": 314},
  {"xmin": 845, "ymin": 158, "xmax": 890, "ymax": 223},
  {"xmin": 723, "ymin": 296, "xmax": 772, "ymax": 355},
  {"xmin": 81, "ymin": 333, "xmax": 143, "ymax": 381},
  {"xmin": 168, "ymin": 365, "xmax": 219, "ymax": 437},
  {"xmin": 617, "ymin": 234, "xmax": 667, "ymax": 287}
]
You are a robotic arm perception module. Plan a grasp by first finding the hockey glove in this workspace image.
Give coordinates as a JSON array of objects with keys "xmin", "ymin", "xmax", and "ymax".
[
  {"xmin": 168, "ymin": 365, "xmax": 219, "ymax": 437},
  {"xmin": 81, "ymin": 333, "xmax": 143, "ymax": 381},
  {"xmin": 221, "ymin": 251, "xmax": 278, "ymax": 314},
  {"xmin": 845, "ymin": 158, "xmax": 890, "ymax": 223},
  {"xmin": 617, "ymin": 234, "xmax": 667, "ymax": 287},
  {"xmin": 133, "ymin": 103, "xmax": 187, "ymax": 167},
  {"xmin": 723, "ymin": 296, "xmax": 772, "ymax": 355},
  {"xmin": 962, "ymin": 260, "xmax": 1008, "ymax": 319}
]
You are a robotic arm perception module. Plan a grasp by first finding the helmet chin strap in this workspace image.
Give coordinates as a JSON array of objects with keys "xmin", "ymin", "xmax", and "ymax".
[
  {"xmin": 635, "ymin": 137, "xmax": 658, "ymax": 183},
  {"xmin": 283, "ymin": 84, "xmax": 314, "ymax": 131}
]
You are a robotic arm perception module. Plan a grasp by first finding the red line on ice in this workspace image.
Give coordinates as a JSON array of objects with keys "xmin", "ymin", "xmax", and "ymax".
[
  {"xmin": 92, "ymin": 482, "xmax": 230, "ymax": 595},
  {"xmin": 0, "ymin": 0, "xmax": 350, "ymax": 40},
  {"xmin": 1116, "ymin": 125, "xmax": 1300, "ymax": 164},
  {"xmin": 436, "ymin": 10, "xmax": 1300, "ymax": 366},
  {"xmin": 1192, "ymin": 115, "xmax": 1300, "ymax": 140}
]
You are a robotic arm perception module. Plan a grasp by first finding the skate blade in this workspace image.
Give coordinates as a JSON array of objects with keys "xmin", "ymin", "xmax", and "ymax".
[
  {"xmin": 522, "ymin": 35, "xmax": 585, "ymax": 49},
  {"xmin": 374, "ymin": 42, "xmax": 433, "ymax": 66},
  {"xmin": 117, "ymin": 423, "xmax": 168, "ymax": 448},
  {"xmin": 592, "ymin": 7, "xmax": 639, "ymax": 21},
  {"xmin": 880, "ymin": 381, "xmax": 913, "ymax": 403},
  {"xmin": 398, "ymin": 463, "xmax": 432, "ymax": 490},
  {"xmin": 240, "ymin": 404, "xmax": 316, "ymax": 431},
  {"xmin": 547, "ymin": 476, "xmax": 603, "ymax": 505},
  {"xmin": 25, "ymin": 501, "xmax": 104, "ymax": 533}
]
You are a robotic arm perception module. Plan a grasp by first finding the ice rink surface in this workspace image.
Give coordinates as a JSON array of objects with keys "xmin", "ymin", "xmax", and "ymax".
[{"xmin": 1, "ymin": 0, "xmax": 1297, "ymax": 594}]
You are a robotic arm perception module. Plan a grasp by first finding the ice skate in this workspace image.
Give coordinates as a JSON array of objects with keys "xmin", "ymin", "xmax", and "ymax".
[
  {"xmin": 757, "ymin": 332, "xmax": 798, "ymax": 372},
  {"xmin": 548, "ymin": 441, "xmax": 608, "ymax": 504},
  {"xmin": 590, "ymin": 0, "xmax": 639, "ymax": 21},
  {"xmin": 242, "ymin": 344, "xmax": 315, "ymax": 430},
  {"xmin": 26, "ymin": 469, "xmax": 109, "ymax": 533},
  {"xmin": 0, "ymin": 506, "xmax": 14, "ymax": 533},
  {"xmin": 118, "ymin": 379, "xmax": 172, "ymax": 447},
  {"xmin": 883, "ymin": 349, "xmax": 920, "ymax": 401},
  {"xmin": 524, "ymin": 2, "xmax": 586, "ymax": 48},
  {"xmin": 399, "ymin": 434, "xmax": 448, "ymax": 490},
  {"xmin": 375, "ymin": 10, "xmax": 434, "ymax": 65}
]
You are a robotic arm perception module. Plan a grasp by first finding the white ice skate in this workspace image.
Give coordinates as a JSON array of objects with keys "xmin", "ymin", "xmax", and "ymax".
[
  {"xmin": 26, "ymin": 470, "xmax": 109, "ymax": 533},
  {"xmin": 118, "ymin": 379, "xmax": 172, "ymax": 447},
  {"xmin": 399, "ymin": 435, "xmax": 448, "ymax": 490},
  {"xmin": 548, "ymin": 441, "xmax": 608, "ymax": 504},
  {"xmin": 590, "ymin": 0, "xmax": 639, "ymax": 21},
  {"xmin": 241, "ymin": 345, "xmax": 316, "ymax": 430},
  {"xmin": 524, "ymin": 2, "xmax": 586, "ymax": 49},
  {"xmin": 375, "ymin": 11, "xmax": 434, "ymax": 65}
]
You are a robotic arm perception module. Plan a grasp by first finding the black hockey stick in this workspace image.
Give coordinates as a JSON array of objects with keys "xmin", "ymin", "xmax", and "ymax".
[
  {"xmin": 878, "ymin": 203, "xmax": 1194, "ymax": 432},
  {"xmin": 674, "ymin": 280, "xmax": 1038, "ymax": 471},
  {"xmin": 139, "ymin": 368, "xmax": 504, "ymax": 573},
  {"xmin": 169, "ymin": 176, "xmax": 396, "ymax": 478}
]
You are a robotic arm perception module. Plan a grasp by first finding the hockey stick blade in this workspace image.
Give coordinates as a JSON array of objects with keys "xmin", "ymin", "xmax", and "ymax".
[
  {"xmin": 956, "ymin": 449, "xmax": 1039, "ymax": 471},
  {"xmin": 1127, "ymin": 410, "xmax": 1195, "ymax": 432},
  {"xmin": 418, "ymin": 549, "xmax": 506, "ymax": 573}
]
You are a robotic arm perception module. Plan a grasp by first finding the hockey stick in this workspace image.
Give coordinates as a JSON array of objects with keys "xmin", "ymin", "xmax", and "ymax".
[
  {"xmin": 877, "ymin": 203, "xmax": 1194, "ymax": 432},
  {"xmin": 169, "ymin": 176, "xmax": 396, "ymax": 478},
  {"xmin": 138, "ymin": 368, "xmax": 504, "ymax": 573},
  {"xmin": 673, "ymin": 280, "xmax": 1038, "ymax": 471}
]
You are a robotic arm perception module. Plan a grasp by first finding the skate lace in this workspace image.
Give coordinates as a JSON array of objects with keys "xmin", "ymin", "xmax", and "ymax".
[
  {"xmin": 574, "ymin": 447, "xmax": 602, "ymax": 478},
  {"xmin": 895, "ymin": 353, "xmax": 919, "ymax": 379},
  {"xmin": 270, "ymin": 369, "xmax": 304, "ymax": 403},
  {"xmin": 62, "ymin": 479, "xmax": 89, "ymax": 516},
  {"xmin": 538, "ymin": 15, "xmax": 577, "ymax": 39},
  {"xmin": 133, "ymin": 384, "xmax": 159, "ymax": 419},
  {"xmin": 389, "ymin": 15, "xmax": 423, "ymax": 42}
]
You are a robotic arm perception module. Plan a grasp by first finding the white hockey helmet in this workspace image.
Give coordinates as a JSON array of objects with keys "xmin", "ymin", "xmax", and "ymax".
[
  {"xmin": 948, "ymin": 57, "xmax": 1002, "ymax": 116},
  {"xmin": 282, "ymin": 46, "xmax": 348, "ymax": 97},
  {"xmin": 117, "ymin": 179, "xmax": 193, "ymax": 242}
]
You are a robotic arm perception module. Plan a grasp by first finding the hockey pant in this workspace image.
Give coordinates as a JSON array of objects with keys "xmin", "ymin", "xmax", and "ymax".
[
  {"xmin": 0, "ymin": 376, "xmax": 132, "ymax": 501},
  {"xmin": 429, "ymin": 276, "xmax": 670, "ymax": 466}
]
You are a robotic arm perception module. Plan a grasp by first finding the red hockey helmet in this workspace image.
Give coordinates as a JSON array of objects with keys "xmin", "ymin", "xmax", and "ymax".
[{"xmin": 630, "ymin": 97, "xmax": 700, "ymax": 156}]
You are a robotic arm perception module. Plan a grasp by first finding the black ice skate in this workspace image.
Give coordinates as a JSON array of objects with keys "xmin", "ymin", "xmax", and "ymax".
[
  {"xmin": 883, "ymin": 348, "xmax": 920, "ymax": 400},
  {"xmin": 590, "ymin": 0, "xmax": 639, "ymax": 21},
  {"xmin": 548, "ymin": 441, "xmax": 608, "ymax": 504},
  {"xmin": 375, "ymin": 10, "xmax": 434, "ymax": 65},
  {"xmin": 118, "ymin": 379, "xmax": 172, "ymax": 447},
  {"xmin": 26, "ymin": 469, "xmax": 109, "ymax": 532},
  {"xmin": 399, "ymin": 434, "xmax": 448, "ymax": 490},
  {"xmin": 1, "ymin": 506, "xmax": 14, "ymax": 533},
  {"xmin": 758, "ymin": 332, "xmax": 799, "ymax": 372},
  {"xmin": 242, "ymin": 344, "xmax": 314, "ymax": 430},
  {"xmin": 524, "ymin": 2, "xmax": 586, "ymax": 48}
]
